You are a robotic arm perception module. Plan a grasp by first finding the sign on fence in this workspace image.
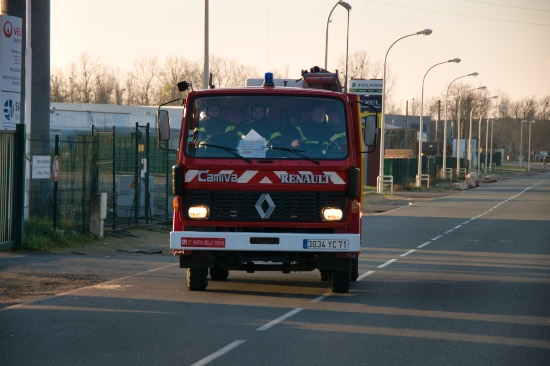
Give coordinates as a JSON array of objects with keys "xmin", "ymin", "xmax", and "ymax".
[{"xmin": 31, "ymin": 155, "xmax": 50, "ymax": 179}]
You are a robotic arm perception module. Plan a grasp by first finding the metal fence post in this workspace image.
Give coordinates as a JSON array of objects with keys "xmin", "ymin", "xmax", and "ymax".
[
  {"xmin": 53, "ymin": 135, "xmax": 59, "ymax": 230},
  {"xmin": 112, "ymin": 126, "xmax": 117, "ymax": 229},
  {"xmin": 13, "ymin": 124, "xmax": 26, "ymax": 249},
  {"xmin": 133, "ymin": 122, "xmax": 140, "ymax": 225},
  {"xmin": 145, "ymin": 123, "xmax": 150, "ymax": 223}
]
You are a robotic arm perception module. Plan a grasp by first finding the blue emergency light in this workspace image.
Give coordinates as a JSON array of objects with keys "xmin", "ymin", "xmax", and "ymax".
[{"xmin": 263, "ymin": 72, "xmax": 275, "ymax": 87}]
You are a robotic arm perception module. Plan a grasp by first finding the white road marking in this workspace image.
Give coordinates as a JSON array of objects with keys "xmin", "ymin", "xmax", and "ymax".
[
  {"xmin": 357, "ymin": 270, "xmax": 375, "ymax": 281},
  {"xmin": 311, "ymin": 294, "xmax": 329, "ymax": 302},
  {"xmin": 400, "ymin": 249, "xmax": 416, "ymax": 257},
  {"xmin": 257, "ymin": 308, "xmax": 304, "ymax": 331},
  {"xmin": 191, "ymin": 340, "xmax": 246, "ymax": 366},
  {"xmin": 378, "ymin": 259, "xmax": 397, "ymax": 268},
  {"xmin": 417, "ymin": 241, "xmax": 431, "ymax": 248}
]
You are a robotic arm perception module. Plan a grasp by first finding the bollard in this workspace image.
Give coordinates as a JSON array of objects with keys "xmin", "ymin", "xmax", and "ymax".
[{"xmin": 90, "ymin": 193, "xmax": 108, "ymax": 239}]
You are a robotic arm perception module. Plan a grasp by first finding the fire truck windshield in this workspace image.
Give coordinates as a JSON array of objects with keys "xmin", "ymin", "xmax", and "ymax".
[{"xmin": 185, "ymin": 95, "xmax": 348, "ymax": 160}]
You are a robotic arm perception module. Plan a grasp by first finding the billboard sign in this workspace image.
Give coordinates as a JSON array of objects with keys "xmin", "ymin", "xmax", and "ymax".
[
  {"xmin": 349, "ymin": 79, "xmax": 382, "ymax": 95},
  {"xmin": 0, "ymin": 15, "xmax": 22, "ymax": 130}
]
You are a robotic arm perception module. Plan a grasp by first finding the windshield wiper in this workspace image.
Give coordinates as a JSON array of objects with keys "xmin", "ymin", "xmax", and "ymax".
[
  {"xmin": 199, "ymin": 144, "xmax": 252, "ymax": 164},
  {"xmin": 267, "ymin": 146, "xmax": 320, "ymax": 165}
]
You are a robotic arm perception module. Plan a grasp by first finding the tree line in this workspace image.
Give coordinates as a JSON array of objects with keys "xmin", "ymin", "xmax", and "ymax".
[{"xmin": 51, "ymin": 51, "xmax": 549, "ymax": 160}]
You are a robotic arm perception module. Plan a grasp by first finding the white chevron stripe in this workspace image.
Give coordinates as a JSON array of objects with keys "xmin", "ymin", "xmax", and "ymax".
[
  {"xmin": 185, "ymin": 170, "xmax": 199, "ymax": 182},
  {"xmin": 324, "ymin": 171, "xmax": 345, "ymax": 184},
  {"xmin": 237, "ymin": 170, "xmax": 258, "ymax": 183}
]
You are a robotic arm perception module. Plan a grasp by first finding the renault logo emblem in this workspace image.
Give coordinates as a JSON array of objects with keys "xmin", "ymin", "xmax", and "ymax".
[{"xmin": 255, "ymin": 194, "xmax": 276, "ymax": 219}]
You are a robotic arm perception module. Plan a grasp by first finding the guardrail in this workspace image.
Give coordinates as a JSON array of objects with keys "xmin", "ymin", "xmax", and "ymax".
[
  {"xmin": 416, "ymin": 174, "xmax": 430, "ymax": 188},
  {"xmin": 377, "ymin": 175, "xmax": 394, "ymax": 195},
  {"xmin": 442, "ymin": 168, "xmax": 453, "ymax": 181}
]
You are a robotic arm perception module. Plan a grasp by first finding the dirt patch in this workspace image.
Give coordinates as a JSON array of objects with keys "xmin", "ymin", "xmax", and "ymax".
[
  {"xmin": 0, "ymin": 271, "xmax": 101, "ymax": 308},
  {"xmin": 0, "ymin": 224, "xmax": 171, "ymax": 309}
]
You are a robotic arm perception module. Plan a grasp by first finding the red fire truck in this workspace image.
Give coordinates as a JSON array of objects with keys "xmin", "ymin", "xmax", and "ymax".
[{"xmin": 158, "ymin": 68, "xmax": 377, "ymax": 293}]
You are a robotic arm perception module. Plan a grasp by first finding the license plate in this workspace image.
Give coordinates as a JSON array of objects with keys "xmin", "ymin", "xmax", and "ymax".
[
  {"xmin": 181, "ymin": 238, "xmax": 225, "ymax": 248},
  {"xmin": 303, "ymin": 239, "xmax": 349, "ymax": 250}
]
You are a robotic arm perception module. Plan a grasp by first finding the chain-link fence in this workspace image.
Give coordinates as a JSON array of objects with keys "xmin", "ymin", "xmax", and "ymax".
[{"xmin": 28, "ymin": 123, "xmax": 176, "ymax": 234}]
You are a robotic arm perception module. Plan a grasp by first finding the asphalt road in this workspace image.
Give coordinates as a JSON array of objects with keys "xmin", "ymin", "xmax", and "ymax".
[{"xmin": 1, "ymin": 173, "xmax": 549, "ymax": 365}]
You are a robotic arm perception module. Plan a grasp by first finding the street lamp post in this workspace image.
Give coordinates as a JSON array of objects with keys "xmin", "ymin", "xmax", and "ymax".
[
  {"xmin": 456, "ymin": 86, "xmax": 486, "ymax": 177},
  {"xmin": 490, "ymin": 104, "xmax": 503, "ymax": 171},
  {"xmin": 344, "ymin": 4, "xmax": 351, "ymax": 92},
  {"xmin": 520, "ymin": 120, "xmax": 526, "ymax": 169},
  {"xmin": 324, "ymin": 1, "xmax": 352, "ymax": 71},
  {"xmin": 443, "ymin": 72, "xmax": 478, "ymax": 179},
  {"xmin": 378, "ymin": 28, "xmax": 432, "ymax": 194},
  {"xmin": 468, "ymin": 99, "xmax": 483, "ymax": 172},
  {"xmin": 484, "ymin": 97, "xmax": 499, "ymax": 173},
  {"xmin": 528, "ymin": 120, "xmax": 536, "ymax": 171},
  {"xmin": 476, "ymin": 96, "xmax": 498, "ymax": 176},
  {"xmin": 417, "ymin": 58, "xmax": 461, "ymax": 187}
]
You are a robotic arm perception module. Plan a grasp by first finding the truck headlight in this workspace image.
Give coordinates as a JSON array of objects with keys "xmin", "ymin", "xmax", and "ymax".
[
  {"xmin": 188, "ymin": 205, "xmax": 210, "ymax": 220},
  {"xmin": 322, "ymin": 207, "xmax": 343, "ymax": 221}
]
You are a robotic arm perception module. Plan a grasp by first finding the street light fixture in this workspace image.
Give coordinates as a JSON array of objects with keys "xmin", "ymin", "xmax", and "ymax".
[
  {"xmin": 456, "ymin": 86, "xmax": 486, "ymax": 177},
  {"xmin": 324, "ymin": 1, "xmax": 352, "ymax": 70},
  {"xmin": 377, "ymin": 28, "xmax": 432, "ymax": 194},
  {"xmin": 476, "ymin": 96, "xmax": 498, "ymax": 176},
  {"xmin": 443, "ymin": 72, "xmax": 478, "ymax": 179},
  {"xmin": 520, "ymin": 120, "xmax": 526, "ymax": 169},
  {"xmin": 417, "ymin": 57, "xmax": 461, "ymax": 187},
  {"xmin": 483, "ymin": 97, "xmax": 499, "ymax": 173},
  {"xmin": 528, "ymin": 120, "xmax": 536, "ymax": 171},
  {"xmin": 343, "ymin": 3, "xmax": 351, "ymax": 92},
  {"xmin": 203, "ymin": 0, "xmax": 209, "ymax": 89},
  {"xmin": 468, "ymin": 98, "xmax": 484, "ymax": 172}
]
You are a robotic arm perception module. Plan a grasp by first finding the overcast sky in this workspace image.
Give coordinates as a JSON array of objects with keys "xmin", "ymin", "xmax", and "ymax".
[{"xmin": 50, "ymin": 0, "xmax": 549, "ymax": 107}]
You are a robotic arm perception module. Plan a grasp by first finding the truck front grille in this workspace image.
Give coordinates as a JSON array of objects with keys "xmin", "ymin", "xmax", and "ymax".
[{"xmin": 184, "ymin": 190, "xmax": 347, "ymax": 223}]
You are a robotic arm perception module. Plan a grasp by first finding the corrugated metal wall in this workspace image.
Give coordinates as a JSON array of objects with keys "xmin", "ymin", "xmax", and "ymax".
[{"xmin": 0, "ymin": 132, "xmax": 15, "ymax": 249}]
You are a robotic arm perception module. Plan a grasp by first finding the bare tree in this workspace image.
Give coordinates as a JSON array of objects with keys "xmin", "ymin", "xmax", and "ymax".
[
  {"xmin": 71, "ymin": 53, "xmax": 104, "ymax": 103},
  {"xmin": 210, "ymin": 55, "xmax": 256, "ymax": 88},
  {"xmin": 50, "ymin": 68, "xmax": 67, "ymax": 102},
  {"xmin": 93, "ymin": 67, "xmax": 118, "ymax": 104},
  {"xmin": 159, "ymin": 56, "xmax": 201, "ymax": 102},
  {"xmin": 129, "ymin": 56, "xmax": 161, "ymax": 105}
]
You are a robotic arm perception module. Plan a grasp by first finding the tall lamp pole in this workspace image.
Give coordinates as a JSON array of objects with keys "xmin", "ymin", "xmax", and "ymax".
[
  {"xmin": 324, "ymin": 1, "xmax": 351, "ymax": 71},
  {"xmin": 344, "ymin": 4, "xmax": 351, "ymax": 92},
  {"xmin": 476, "ymin": 96, "xmax": 498, "ymax": 176},
  {"xmin": 443, "ymin": 72, "xmax": 478, "ymax": 179},
  {"xmin": 468, "ymin": 99, "xmax": 483, "ymax": 172},
  {"xmin": 378, "ymin": 28, "xmax": 432, "ymax": 194},
  {"xmin": 484, "ymin": 97, "xmax": 499, "ymax": 173},
  {"xmin": 417, "ymin": 58, "xmax": 461, "ymax": 187},
  {"xmin": 203, "ymin": 0, "xmax": 209, "ymax": 89},
  {"xmin": 520, "ymin": 120, "xmax": 526, "ymax": 169},
  {"xmin": 528, "ymin": 120, "xmax": 536, "ymax": 171},
  {"xmin": 456, "ymin": 86, "xmax": 486, "ymax": 177}
]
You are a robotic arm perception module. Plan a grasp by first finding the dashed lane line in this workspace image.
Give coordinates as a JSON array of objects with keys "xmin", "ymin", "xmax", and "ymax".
[{"xmin": 193, "ymin": 181, "xmax": 545, "ymax": 365}]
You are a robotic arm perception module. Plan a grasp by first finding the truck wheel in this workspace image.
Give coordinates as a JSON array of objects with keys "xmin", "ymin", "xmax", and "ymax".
[
  {"xmin": 210, "ymin": 265, "xmax": 229, "ymax": 281},
  {"xmin": 318, "ymin": 269, "xmax": 329, "ymax": 281},
  {"xmin": 186, "ymin": 268, "xmax": 208, "ymax": 291},
  {"xmin": 351, "ymin": 257, "xmax": 359, "ymax": 282},
  {"xmin": 329, "ymin": 270, "xmax": 351, "ymax": 293}
]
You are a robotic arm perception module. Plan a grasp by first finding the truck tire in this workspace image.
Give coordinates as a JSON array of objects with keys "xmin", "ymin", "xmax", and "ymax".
[
  {"xmin": 186, "ymin": 268, "xmax": 208, "ymax": 291},
  {"xmin": 351, "ymin": 257, "xmax": 359, "ymax": 282},
  {"xmin": 210, "ymin": 265, "xmax": 229, "ymax": 281},
  {"xmin": 329, "ymin": 270, "xmax": 351, "ymax": 293}
]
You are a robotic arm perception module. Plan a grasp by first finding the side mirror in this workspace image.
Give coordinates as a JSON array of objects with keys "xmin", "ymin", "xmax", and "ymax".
[
  {"xmin": 157, "ymin": 109, "xmax": 170, "ymax": 141},
  {"xmin": 363, "ymin": 114, "xmax": 378, "ymax": 149}
]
